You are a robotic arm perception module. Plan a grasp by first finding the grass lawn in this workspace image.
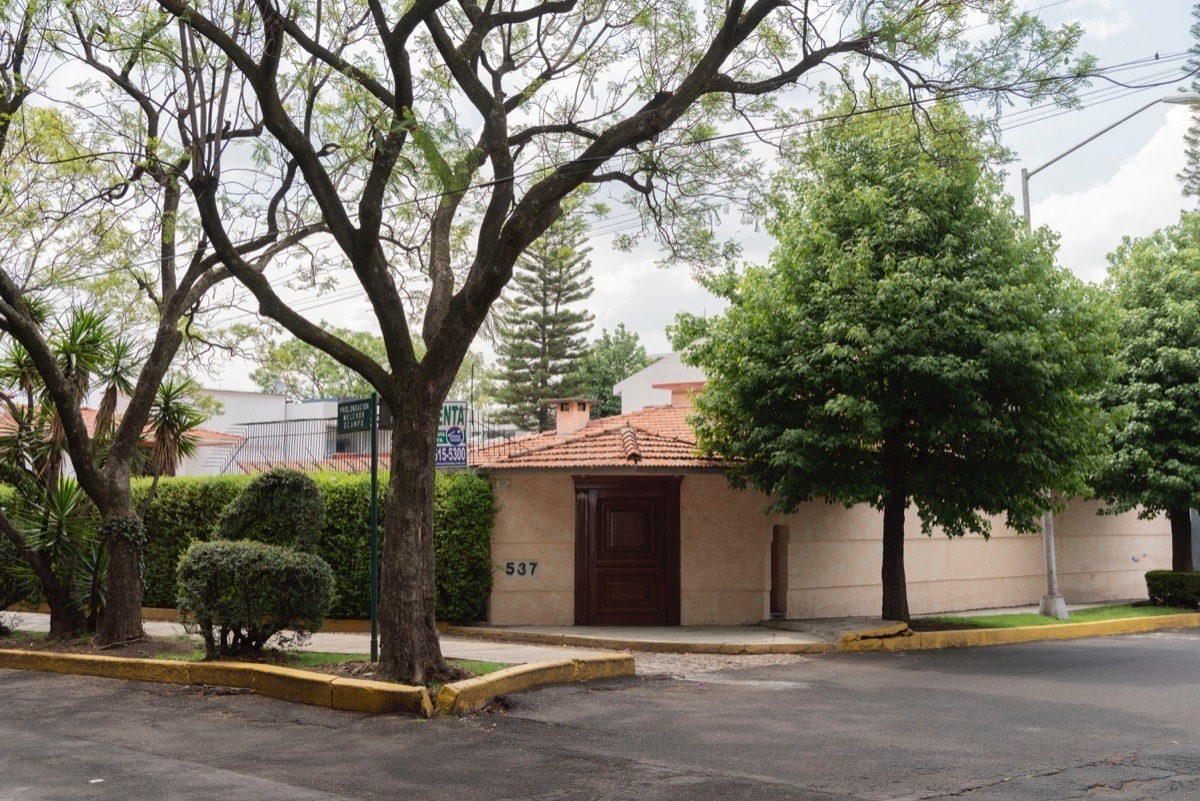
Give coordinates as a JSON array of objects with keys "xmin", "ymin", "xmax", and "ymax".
[{"xmin": 916, "ymin": 604, "xmax": 1194, "ymax": 630}]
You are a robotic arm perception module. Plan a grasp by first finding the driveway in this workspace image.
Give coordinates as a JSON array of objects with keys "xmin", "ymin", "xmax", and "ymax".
[{"xmin": 3, "ymin": 630, "xmax": 1200, "ymax": 800}]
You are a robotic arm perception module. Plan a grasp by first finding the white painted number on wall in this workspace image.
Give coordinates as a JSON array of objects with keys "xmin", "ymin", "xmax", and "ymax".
[{"xmin": 503, "ymin": 560, "xmax": 539, "ymax": 578}]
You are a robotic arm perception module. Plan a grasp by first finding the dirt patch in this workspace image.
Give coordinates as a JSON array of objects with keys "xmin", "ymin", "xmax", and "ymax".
[{"xmin": 0, "ymin": 633, "xmax": 201, "ymax": 660}]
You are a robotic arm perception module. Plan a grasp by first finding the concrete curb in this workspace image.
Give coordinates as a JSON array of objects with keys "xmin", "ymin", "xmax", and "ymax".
[
  {"xmin": 436, "ymin": 654, "xmax": 635, "ymax": 715},
  {"xmin": 444, "ymin": 626, "xmax": 836, "ymax": 655},
  {"xmin": 0, "ymin": 649, "xmax": 432, "ymax": 717},
  {"xmin": 840, "ymin": 613, "xmax": 1200, "ymax": 652}
]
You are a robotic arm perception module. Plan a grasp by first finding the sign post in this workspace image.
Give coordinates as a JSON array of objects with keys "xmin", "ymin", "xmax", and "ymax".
[{"xmin": 337, "ymin": 395, "xmax": 380, "ymax": 662}]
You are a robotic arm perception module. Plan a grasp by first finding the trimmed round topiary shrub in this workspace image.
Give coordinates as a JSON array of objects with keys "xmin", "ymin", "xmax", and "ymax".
[
  {"xmin": 212, "ymin": 468, "xmax": 325, "ymax": 551},
  {"xmin": 176, "ymin": 539, "xmax": 334, "ymax": 657},
  {"xmin": 1145, "ymin": 570, "xmax": 1200, "ymax": 609}
]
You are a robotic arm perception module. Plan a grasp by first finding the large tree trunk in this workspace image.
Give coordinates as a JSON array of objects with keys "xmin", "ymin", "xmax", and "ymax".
[
  {"xmin": 880, "ymin": 427, "xmax": 909, "ymax": 623},
  {"xmin": 1169, "ymin": 506, "xmax": 1194, "ymax": 573},
  {"xmin": 96, "ymin": 479, "xmax": 146, "ymax": 645},
  {"xmin": 45, "ymin": 583, "xmax": 87, "ymax": 638},
  {"xmin": 377, "ymin": 395, "xmax": 450, "ymax": 684},
  {"xmin": 881, "ymin": 491, "xmax": 909, "ymax": 623}
]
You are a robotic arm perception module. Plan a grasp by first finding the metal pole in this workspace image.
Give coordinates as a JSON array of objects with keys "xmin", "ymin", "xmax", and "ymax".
[
  {"xmin": 369, "ymin": 392, "xmax": 380, "ymax": 662},
  {"xmin": 1018, "ymin": 99, "xmax": 1181, "ymax": 621}
]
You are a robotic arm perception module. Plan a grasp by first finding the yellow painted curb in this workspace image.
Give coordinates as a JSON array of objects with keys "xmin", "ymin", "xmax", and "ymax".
[
  {"xmin": 332, "ymin": 677, "xmax": 434, "ymax": 716},
  {"xmin": 0, "ymin": 648, "xmax": 432, "ymax": 717},
  {"xmin": 840, "ymin": 613, "xmax": 1200, "ymax": 652},
  {"xmin": 444, "ymin": 626, "xmax": 836, "ymax": 655},
  {"xmin": 839, "ymin": 622, "xmax": 909, "ymax": 643},
  {"xmin": 436, "ymin": 654, "xmax": 635, "ymax": 716}
]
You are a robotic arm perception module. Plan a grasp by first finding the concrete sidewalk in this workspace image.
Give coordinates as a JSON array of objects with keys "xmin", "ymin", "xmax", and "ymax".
[
  {"xmin": 5, "ymin": 600, "xmax": 1149, "ymax": 661},
  {"xmin": 3, "ymin": 612, "xmax": 608, "ymax": 664}
]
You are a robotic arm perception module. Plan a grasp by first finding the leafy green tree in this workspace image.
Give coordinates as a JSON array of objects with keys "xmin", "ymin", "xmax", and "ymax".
[
  {"xmin": 248, "ymin": 323, "xmax": 486, "ymax": 405},
  {"xmin": 158, "ymin": 0, "xmax": 1093, "ymax": 682},
  {"xmin": 1094, "ymin": 211, "xmax": 1200, "ymax": 572},
  {"xmin": 673, "ymin": 93, "xmax": 1116, "ymax": 623},
  {"xmin": 248, "ymin": 324, "xmax": 391, "ymax": 399},
  {"xmin": 493, "ymin": 214, "xmax": 594, "ymax": 431},
  {"xmin": 0, "ymin": 3, "xmax": 315, "ymax": 646},
  {"xmin": 571, "ymin": 325, "xmax": 653, "ymax": 418}
]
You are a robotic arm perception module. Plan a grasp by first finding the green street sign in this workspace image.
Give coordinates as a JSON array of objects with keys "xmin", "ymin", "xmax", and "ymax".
[{"xmin": 337, "ymin": 398, "xmax": 372, "ymax": 433}]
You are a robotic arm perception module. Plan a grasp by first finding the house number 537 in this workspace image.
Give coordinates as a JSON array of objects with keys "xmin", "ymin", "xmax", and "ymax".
[{"xmin": 504, "ymin": 560, "xmax": 539, "ymax": 577}]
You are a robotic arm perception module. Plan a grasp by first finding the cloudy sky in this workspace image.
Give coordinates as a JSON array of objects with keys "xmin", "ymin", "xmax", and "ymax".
[{"xmin": 212, "ymin": 0, "xmax": 1200, "ymax": 389}]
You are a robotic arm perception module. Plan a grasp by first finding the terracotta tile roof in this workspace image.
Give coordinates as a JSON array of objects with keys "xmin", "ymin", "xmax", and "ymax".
[
  {"xmin": 0, "ymin": 407, "xmax": 243, "ymax": 446},
  {"xmin": 470, "ymin": 405, "xmax": 724, "ymax": 470}
]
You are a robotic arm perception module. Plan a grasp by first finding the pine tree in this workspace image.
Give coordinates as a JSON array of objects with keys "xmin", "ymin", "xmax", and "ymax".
[
  {"xmin": 1179, "ymin": 4, "xmax": 1200, "ymax": 197},
  {"xmin": 493, "ymin": 214, "xmax": 594, "ymax": 431}
]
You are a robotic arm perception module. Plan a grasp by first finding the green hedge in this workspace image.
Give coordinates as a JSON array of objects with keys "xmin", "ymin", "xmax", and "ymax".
[
  {"xmin": 133, "ymin": 476, "xmax": 251, "ymax": 608},
  {"xmin": 434, "ymin": 472, "xmax": 496, "ymax": 623},
  {"xmin": 133, "ymin": 470, "xmax": 495, "ymax": 621},
  {"xmin": 1145, "ymin": 570, "xmax": 1200, "ymax": 609}
]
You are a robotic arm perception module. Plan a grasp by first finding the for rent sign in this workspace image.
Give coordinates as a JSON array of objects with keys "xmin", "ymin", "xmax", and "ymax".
[{"xmin": 436, "ymin": 401, "xmax": 467, "ymax": 468}]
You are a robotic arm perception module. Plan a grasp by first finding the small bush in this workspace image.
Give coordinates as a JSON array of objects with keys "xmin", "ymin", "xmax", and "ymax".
[
  {"xmin": 212, "ymin": 468, "xmax": 325, "ymax": 551},
  {"xmin": 433, "ymin": 472, "xmax": 496, "ymax": 623},
  {"xmin": 1145, "ymin": 570, "xmax": 1200, "ymax": 609},
  {"xmin": 176, "ymin": 540, "xmax": 334, "ymax": 657}
]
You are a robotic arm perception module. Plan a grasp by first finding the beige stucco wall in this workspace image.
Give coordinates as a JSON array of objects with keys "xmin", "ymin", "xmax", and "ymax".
[
  {"xmin": 488, "ymin": 474, "xmax": 577, "ymax": 626},
  {"xmin": 484, "ymin": 471, "xmax": 1172, "ymax": 625}
]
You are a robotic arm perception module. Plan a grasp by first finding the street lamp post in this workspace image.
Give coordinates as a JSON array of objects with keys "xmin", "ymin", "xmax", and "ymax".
[{"xmin": 1020, "ymin": 92, "xmax": 1200, "ymax": 620}]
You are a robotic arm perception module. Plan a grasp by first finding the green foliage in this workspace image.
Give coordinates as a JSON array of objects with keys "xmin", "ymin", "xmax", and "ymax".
[
  {"xmin": 244, "ymin": 323, "xmax": 484, "ymax": 404},
  {"xmin": 132, "ymin": 471, "xmax": 494, "ymax": 621},
  {"xmin": 1094, "ymin": 211, "xmax": 1200, "ymax": 521},
  {"xmin": 132, "ymin": 475, "xmax": 250, "ymax": 608},
  {"xmin": 0, "ymin": 531, "xmax": 28, "ymax": 612},
  {"xmin": 176, "ymin": 539, "xmax": 334, "ymax": 657},
  {"xmin": 1146, "ymin": 570, "xmax": 1200, "ymax": 609},
  {"xmin": 493, "ymin": 212, "xmax": 595, "ymax": 432},
  {"xmin": 312, "ymin": 472, "xmax": 374, "ymax": 618},
  {"xmin": 570, "ymin": 324, "xmax": 653, "ymax": 418},
  {"xmin": 213, "ymin": 468, "xmax": 325, "ymax": 552},
  {"xmin": 673, "ymin": 90, "xmax": 1115, "ymax": 621},
  {"xmin": 246, "ymin": 321, "xmax": 391, "ymax": 399},
  {"xmin": 433, "ymin": 472, "xmax": 496, "ymax": 623},
  {"xmin": 676, "ymin": 90, "xmax": 1115, "ymax": 533}
]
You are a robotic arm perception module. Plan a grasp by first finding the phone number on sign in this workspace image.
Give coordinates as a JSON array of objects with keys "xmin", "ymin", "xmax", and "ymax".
[{"xmin": 436, "ymin": 445, "xmax": 467, "ymax": 466}]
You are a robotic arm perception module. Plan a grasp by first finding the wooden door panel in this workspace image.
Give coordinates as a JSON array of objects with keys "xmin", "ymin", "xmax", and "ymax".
[{"xmin": 574, "ymin": 477, "xmax": 681, "ymax": 626}]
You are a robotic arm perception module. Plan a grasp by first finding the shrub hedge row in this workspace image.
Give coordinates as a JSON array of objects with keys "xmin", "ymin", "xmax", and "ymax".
[
  {"xmin": 1145, "ymin": 570, "xmax": 1200, "ymax": 609},
  {"xmin": 131, "ymin": 470, "xmax": 494, "ymax": 622}
]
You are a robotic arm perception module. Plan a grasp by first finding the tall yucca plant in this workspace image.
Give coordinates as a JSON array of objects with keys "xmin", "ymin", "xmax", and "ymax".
[{"xmin": 146, "ymin": 376, "xmax": 204, "ymax": 479}]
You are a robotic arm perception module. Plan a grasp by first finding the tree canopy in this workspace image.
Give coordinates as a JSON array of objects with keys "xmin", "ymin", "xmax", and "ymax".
[
  {"xmin": 59, "ymin": 0, "xmax": 1098, "ymax": 681},
  {"xmin": 1094, "ymin": 210, "xmax": 1200, "ymax": 571},
  {"xmin": 570, "ymin": 325, "xmax": 653, "ymax": 418},
  {"xmin": 673, "ymin": 92, "xmax": 1116, "ymax": 622}
]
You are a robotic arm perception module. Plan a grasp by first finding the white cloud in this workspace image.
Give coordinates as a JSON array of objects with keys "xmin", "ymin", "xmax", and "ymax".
[{"xmin": 1032, "ymin": 105, "xmax": 1193, "ymax": 284}]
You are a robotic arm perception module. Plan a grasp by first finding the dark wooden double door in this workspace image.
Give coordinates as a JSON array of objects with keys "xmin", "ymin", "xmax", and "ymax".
[{"xmin": 574, "ymin": 476, "xmax": 681, "ymax": 626}]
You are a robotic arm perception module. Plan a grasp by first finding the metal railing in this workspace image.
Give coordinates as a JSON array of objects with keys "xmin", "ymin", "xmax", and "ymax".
[{"xmin": 218, "ymin": 407, "xmax": 530, "ymax": 475}]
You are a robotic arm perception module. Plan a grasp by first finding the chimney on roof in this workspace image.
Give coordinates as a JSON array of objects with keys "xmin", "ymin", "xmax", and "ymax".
[
  {"xmin": 652, "ymin": 381, "xmax": 705, "ymax": 409},
  {"xmin": 546, "ymin": 398, "xmax": 595, "ymax": 436}
]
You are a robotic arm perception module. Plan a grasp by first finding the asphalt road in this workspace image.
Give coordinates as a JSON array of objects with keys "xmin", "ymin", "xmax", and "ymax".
[{"xmin": 3, "ymin": 631, "xmax": 1200, "ymax": 800}]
